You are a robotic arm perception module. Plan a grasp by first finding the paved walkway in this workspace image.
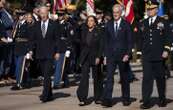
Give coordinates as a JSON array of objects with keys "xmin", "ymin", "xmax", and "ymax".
[{"xmin": 0, "ymin": 72, "xmax": 173, "ymax": 110}]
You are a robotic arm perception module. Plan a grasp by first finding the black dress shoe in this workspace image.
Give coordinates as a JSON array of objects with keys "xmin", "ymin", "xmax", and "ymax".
[
  {"xmin": 79, "ymin": 101, "xmax": 87, "ymax": 106},
  {"xmin": 129, "ymin": 77, "xmax": 139, "ymax": 83},
  {"xmin": 122, "ymin": 100, "xmax": 131, "ymax": 106},
  {"xmin": 101, "ymin": 99, "xmax": 112, "ymax": 107},
  {"xmin": 22, "ymin": 83, "xmax": 31, "ymax": 89},
  {"xmin": 62, "ymin": 84, "xmax": 70, "ymax": 88},
  {"xmin": 11, "ymin": 85, "xmax": 21, "ymax": 90},
  {"xmin": 53, "ymin": 85, "xmax": 61, "ymax": 89},
  {"xmin": 140, "ymin": 102, "xmax": 152, "ymax": 109},
  {"xmin": 158, "ymin": 99, "xmax": 167, "ymax": 107},
  {"xmin": 139, "ymin": 99, "xmax": 143, "ymax": 103},
  {"xmin": 40, "ymin": 97, "xmax": 54, "ymax": 103},
  {"xmin": 95, "ymin": 100, "xmax": 102, "ymax": 104}
]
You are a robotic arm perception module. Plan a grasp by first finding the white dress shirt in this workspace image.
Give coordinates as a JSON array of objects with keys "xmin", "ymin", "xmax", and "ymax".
[
  {"xmin": 114, "ymin": 18, "xmax": 122, "ymax": 32},
  {"xmin": 41, "ymin": 19, "xmax": 49, "ymax": 35},
  {"xmin": 149, "ymin": 15, "xmax": 157, "ymax": 25}
]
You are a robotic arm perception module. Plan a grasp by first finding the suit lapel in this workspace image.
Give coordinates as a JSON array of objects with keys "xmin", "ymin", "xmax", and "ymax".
[
  {"xmin": 38, "ymin": 22, "xmax": 43, "ymax": 38},
  {"xmin": 39, "ymin": 20, "xmax": 52, "ymax": 39},
  {"xmin": 117, "ymin": 19, "xmax": 124, "ymax": 37},
  {"xmin": 110, "ymin": 20, "xmax": 116, "ymax": 38},
  {"xmin": 149, "ymin": 16, "xmax": 159, "ymax": 28},
  {"xmin": 152, "ymin": 16, "xmax": 159, "ymax": 27},
  {"xmin": 45, "ymin": 21, "xmax": 52, "ymax": 38}
]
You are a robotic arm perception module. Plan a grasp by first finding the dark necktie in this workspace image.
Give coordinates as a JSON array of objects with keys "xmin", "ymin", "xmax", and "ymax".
[
  {"xmin": 115, "ymin": 22, "xmax": 118, "ymax": 32},
  {"xmin": 41, "ymin": 22, "xmax": 46, "ymax": 38},
  {"xmin": 150, "ymin": 18, "xmax": 153, "ymax": 26}
]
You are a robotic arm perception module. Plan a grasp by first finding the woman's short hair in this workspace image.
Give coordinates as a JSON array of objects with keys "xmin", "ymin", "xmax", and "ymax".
[{"xmin": 86, "ymin": 15, "xmax": 98, "ymax": 25}]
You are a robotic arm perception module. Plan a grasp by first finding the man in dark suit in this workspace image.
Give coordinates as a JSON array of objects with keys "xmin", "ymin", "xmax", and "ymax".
[
  {"xmin": 138, "ymin": 0, "xmax": 171, "ymax": 109},
  {"xmin": 102, "ymin": 4, "xmax": 133, "ymax": 107},
  {"xmin": 32, "ymin": 6, "xmax": 60, "ymax": 103}
]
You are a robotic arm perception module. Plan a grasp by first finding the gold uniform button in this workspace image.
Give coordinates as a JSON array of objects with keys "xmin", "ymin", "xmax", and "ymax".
[
  {"xmin": 150, "ymin": 29, "xmax": 152, "ymax": 32},
  {"xmin": 150, "ymin": 38, "xmax": 152, "ymax": 40},
  {"xmin": 150, "ymin": 42, "xmax": 152, "ymax": 45}
]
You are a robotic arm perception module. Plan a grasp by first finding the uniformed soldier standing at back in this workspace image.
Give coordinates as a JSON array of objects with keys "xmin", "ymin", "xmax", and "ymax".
[
  {"xmin": 138, "ymin": 0, "xmax": 171, "ymax": 109},
  {"xmin": 0, "ymin": 17, "xmax": 6, "ymax": 81},
  {"xmin": 168, "ymin": 8, "xmax": 173, "ymax": 74}
]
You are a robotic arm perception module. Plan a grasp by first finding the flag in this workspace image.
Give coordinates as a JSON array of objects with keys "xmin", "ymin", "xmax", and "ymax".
[
  {"xmin": 117, "ymin": 0, "xmax": 134, "ymax": 24},
  {"xmin": 51, "ymin": 0, "xmax": 72, "ymax": 13},
  {"xmin": 86, "ymin": 0, "xmax": 95, "ymax": 16},
  {"xmin": 158, "ymin": 0, "xmax": 164, "ymax": 16}
]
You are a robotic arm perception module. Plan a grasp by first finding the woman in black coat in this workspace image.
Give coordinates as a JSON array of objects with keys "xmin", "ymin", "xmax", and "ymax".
[{"xmin": 76, "ymin": 15, "xmax": 104, "ymax": 106}]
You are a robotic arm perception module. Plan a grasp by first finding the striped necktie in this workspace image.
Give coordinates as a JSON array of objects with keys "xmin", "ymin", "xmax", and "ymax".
[{"xmin": 41, "ymin": 22, "xmax": 46, "ymax": 38}]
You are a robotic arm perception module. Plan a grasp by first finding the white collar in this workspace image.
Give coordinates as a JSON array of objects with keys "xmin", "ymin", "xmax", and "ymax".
[
  {"xmin": 41, "ymin": 19, "xmax": 49, "ymax": 24},
  {"xmin": 98, "ymin": 19, "xmax": 102, "ymax": 24},
  {"xmin": 150, "ymin": 15, "xmax": 157, "ymax": 23},
  {"xmin": 41, "ymin": 19, "xmax": 49, "ymax": 34},
  {"xmin": 114, "ymin": 18, "xmax": 122, "ymax": 27},
  {"xmin": 33, "ymin": 13, "xmax": 39, "ymax": 20},
  {"xmin": 20, "ymin": 20, "xmax": 26, "ymax": 25}
]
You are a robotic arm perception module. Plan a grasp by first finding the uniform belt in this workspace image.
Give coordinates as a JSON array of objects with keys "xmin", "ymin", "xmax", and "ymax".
[
  {"xmin": 15, "ymin": 38, "xmax": 28, "ymax": 42},
  {"xmin": 60, "ymin": 37, "xmax": 67, "ymax": 40}
]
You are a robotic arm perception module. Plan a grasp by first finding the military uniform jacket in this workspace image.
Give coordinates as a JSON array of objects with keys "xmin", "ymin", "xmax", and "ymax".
[
  {"xmin": 138, "ymin": 16, "xmax": 171, "ymax": 61},
  {"xmin": 57, "ymin": 20, "xmax": 76, "ymax": 53},
  {"xmin": 14, "ymin": 22, "xmax": 34, "ymax": 56}
]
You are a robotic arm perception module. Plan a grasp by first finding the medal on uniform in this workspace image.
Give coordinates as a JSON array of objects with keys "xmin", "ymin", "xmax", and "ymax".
[
  {"xmin": 157, "ymin": 22, "xmax": 164, "ymax": 30},
  {"xmin": 70, "ymin": 30, "xmax": 74, "ymax": 35}
]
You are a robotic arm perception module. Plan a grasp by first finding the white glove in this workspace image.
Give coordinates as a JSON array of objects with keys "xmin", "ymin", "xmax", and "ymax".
[
  {"xmin": 65, "ymin": 50, "xmax": 71, "ymax": 58},
  {"xmin": 26, "ymin": 51, "xmax": 33, "ymax": 60},
  {"xmin": 171, "ymin": 47, "xmax": 173, "ymax": 51},
  {"xmin": 103, "ymin": 57, "xmax": 107, "ymax": 65},
  {"xmin": 1, "ymin": 37, "xmax": 8, "ymax": 43},
  {"xmin": 7, "ymin": 37, "xmax": 13, "ymax": 43}
]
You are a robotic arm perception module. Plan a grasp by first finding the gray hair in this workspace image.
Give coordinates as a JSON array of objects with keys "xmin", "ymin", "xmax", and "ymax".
[
  {"xmin": 39, "ymin": 5, "xmax": 49, "ymax": 11},
  {"xmin": 112, "ymin": 4, "xmax": 123, "ymax": 13}
]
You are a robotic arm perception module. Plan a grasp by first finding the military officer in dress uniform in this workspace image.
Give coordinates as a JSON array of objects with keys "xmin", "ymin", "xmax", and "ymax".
[
  {"xmin": 0, "ymin": 17, "xmax": 6, "ymax": 81},
  {"xmin": 138, "ymin": 0, "xmax": 171, "ymax": 109},
  {"xmin": 11, "ymin": 13, "xmax": 35, "ymax": 90}
]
